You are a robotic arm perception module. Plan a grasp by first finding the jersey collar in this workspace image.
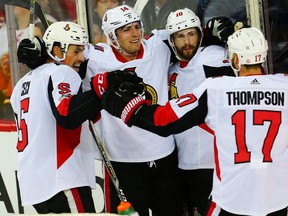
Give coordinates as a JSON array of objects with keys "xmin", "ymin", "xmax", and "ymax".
[
  {"xmin": 179, "ymin": 60, "xmax": 189, "ymax": 68},
  {"xmin": 111, "ymin": 44, "xmax": 144, "ymax": 63}
]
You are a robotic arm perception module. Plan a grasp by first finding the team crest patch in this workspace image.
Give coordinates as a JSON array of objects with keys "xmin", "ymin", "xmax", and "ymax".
[
  {"xmin": 169, "ymin": 73, "xmax": 179, "ymax": 99},
  {"xmin": 143, "ymin": 84, "xmax": 158, "ymax": 105}
]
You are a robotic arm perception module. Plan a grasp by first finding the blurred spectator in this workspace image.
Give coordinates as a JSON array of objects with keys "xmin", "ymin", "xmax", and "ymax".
[
  {"xmin": 49, "ymin": 0, "xmax": 77, "ymax": 21},
  {"xmin": 92, "ymin": 0, "xmax": 123, "ymax": 44},
  {"xmin": 0, "ymin": 6, "xmax": 56, "ymax": 121},
  {"xmin": 268, "ymin": 0, "xmax": 288, "ymax": 74},
  {"xmin": 91, "ymin": 16, "xmax": 106, "ymax": 44},
  {"xmin": 0, "ymin": 7, "xmax": 5, "ymax": 28},
  {"xmin": 0, "ymin": 53, "xmax": 13, "ymax": 120},
  {"xmin": 202, "ymin": 0, "xmax": 246, "ymax": 25}
]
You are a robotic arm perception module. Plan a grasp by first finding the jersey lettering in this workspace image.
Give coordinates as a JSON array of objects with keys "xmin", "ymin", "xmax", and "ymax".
[
  {"xmin": 232, "ymin": 110, "xmax": 281, "ymax": 164},
  {"xmin": 255, "ymin": 54, "xmax": 261, "ymax": 62},
  {"xmin": 17, "ymin": 98, "xmax": 29, "ymax": 152},
  {"xmin": 58, "ymin": 83, "xmax": 71, "ymax": 95},
  {"xmin": 120, "ymin": 6, "xmax": 129, "ymax": 12},
  {"xmin": 176, "ymin": 94, "xmax": 197, "ymax": 107},
  {"xmin": 176, "ymin": 12, "xmax": 183, "ymax": 17},
  {"xmin": 21, "ymin": 81, "xmax": 31, "ymax": 96}
]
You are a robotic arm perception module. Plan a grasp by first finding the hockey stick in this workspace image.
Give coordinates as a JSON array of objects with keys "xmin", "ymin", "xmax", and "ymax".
[
  {"xmin": 133, "ymin": 0, "xmax": 149, "ymax": 15},
  {"xmin": 89, "ymin": 120, "xmax": 128, "ymax": 202},
  {"xmin": 1, "ymin": 0, "xmax": 49, "ymax": 29},
  {"xmin": 29, "ymin": 0, "xmax": 36, "ymax": 40}
]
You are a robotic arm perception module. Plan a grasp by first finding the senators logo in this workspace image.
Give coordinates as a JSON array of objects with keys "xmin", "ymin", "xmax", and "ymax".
[
  {"xmin": 63, "ymin": 24, "xmax": 70, "ymax": 31},
  {"xmin": 169, "ymin": 73, "xmax": 179, "ymax": 99},
  {"xmin": 143, "ymin": 84, "xmax": 158, "ymax": 105},
  {"xmin": 122, "ymin": 67, "xmax": 158, "ymax": 104}
]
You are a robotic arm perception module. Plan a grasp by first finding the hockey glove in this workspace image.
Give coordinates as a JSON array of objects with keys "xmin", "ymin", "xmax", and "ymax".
[
  {"xmin": 91, "ymin": 70, "xmax": 144, "ymax": 99},
  {"xmin": 17, "ymin": 37, "xmax": 47, "ymax": 69},
  {"xmin": 206, "ymin": 16, "xmax": 234, "ymax": 42},
  {"xmin": 102, "ymin": 84, "xmax": 150, "ymax": 127}
]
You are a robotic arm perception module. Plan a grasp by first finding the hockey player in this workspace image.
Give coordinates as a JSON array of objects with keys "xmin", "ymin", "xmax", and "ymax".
[
  {"xmin": 102, "ymin": 27, "xmax": 288, "ymax": 216},
  {"xmin": 10, "ymin": 21, "xmax": 140, "ymax": 214},
  {"xmin": 166, "ymin": 8, "xmax": 234, "ymax": 215},
  {"xmin": 81, "ymin": 5, "xmax": 183, "ymax": 215}
]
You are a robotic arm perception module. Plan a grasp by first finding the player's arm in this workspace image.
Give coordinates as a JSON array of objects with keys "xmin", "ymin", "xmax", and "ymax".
[
  {"xmin": 135, "ymin": 93, "xmax": 208, "ymax": 136},
  {"xmin": 51, "ymin": 70, "xmax": 144, "ymax": 129},
  {"xmin": 102, "ymin": 85, "xmax": 208, "ymax": 136},
  {"xmin": 48, "ymin": 71, "xmax": 101, "ymax": 129}
]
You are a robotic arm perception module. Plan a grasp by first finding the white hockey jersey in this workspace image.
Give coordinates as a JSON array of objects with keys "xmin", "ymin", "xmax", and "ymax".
[
  {"xmin": 147, "ymin": 74, "xmax": 288, "ymax": 215},
  {"xmin": 168, "ymin": 45, "xmax": 232, "ymax": 170},
  {"xmin": 10, "ymin": 63, "xmax": 97, "ymax": 205},
  {"xmin": 82, "ymin": 30, "xmax": 175, "ymax": 162}
]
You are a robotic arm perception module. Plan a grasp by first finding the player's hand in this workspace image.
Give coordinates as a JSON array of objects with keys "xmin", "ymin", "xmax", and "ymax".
[
  {"xmin": 91, "ymin": 70, "xmax": 144, "ymax": 98},
  {"xmin": 102, "ymin": 84, "xmax": 149, "ymax": 127},
  {"xmin": 17, "ymin": 36, "xmax": 47, "ymax": 69},
  {"xmin": 206, "ymin": 16, "xmax": 234, "ymax": 42}
]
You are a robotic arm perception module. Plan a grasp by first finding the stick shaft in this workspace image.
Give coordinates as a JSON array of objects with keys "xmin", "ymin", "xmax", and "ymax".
[
  {"xmin": 89, "ymin": 121, "xmax": 127, "ymax": 202},
  {"xmin": 29, "ymin": 0, "xmax": 36, "ymax": 40},
  {"xmin": 2, "ymin": 0, "xmax": 49, "ymax": 29}
]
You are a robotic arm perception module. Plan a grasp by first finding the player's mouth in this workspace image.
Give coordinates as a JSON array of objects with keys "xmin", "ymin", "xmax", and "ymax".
[
  {"xmin": 131, "ymin": 39, "xmax": 140, "ymax": 44},
  {"xmin": 72, "ymin": 65, "xmax": 81, "ymax": 72}
]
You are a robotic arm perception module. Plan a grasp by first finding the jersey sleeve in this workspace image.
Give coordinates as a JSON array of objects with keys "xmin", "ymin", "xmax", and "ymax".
[
  {"xmin": 135, "ymin": 83, "xmax": 208, "ymax": 136},
  {"xmin": 49, "ymin": 66, "xmax": 101, "ymax": 129}
]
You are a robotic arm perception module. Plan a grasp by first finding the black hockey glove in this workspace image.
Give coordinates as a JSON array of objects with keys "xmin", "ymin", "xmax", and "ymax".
[
  {"xmin": 102, "ymin": 84, "xmax": 150, "ymax": 127},
  {"xmin": 206, "ymin": 16, "xmax": 234, "ymax": 42},
  {"xmin": 17, "ymin": 36, "xmax": 47, "ymax": 69},
  {"xmin": 91, "ymin": 70, "xmax": 145, "ymax": 98}
]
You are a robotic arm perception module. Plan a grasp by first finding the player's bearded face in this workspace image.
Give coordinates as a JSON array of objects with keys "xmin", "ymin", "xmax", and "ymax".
[
  {"xmin": 173, "ymin": 28, "xmax": 200, "ymax": 61},
  {"xmin": 116, "ymin": 21, "xmax": 142, "ymax": 55},
  {"xmin": 62, "ymin": 45, "xmax": 86, "ymax": 72}
]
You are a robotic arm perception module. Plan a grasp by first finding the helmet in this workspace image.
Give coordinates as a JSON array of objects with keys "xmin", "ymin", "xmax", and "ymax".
[
  {"xmin": 43, "ymin": 21, "xmax": 88, "ymax": 62},
  {"xmin": 102, "ymin": 5, "xmax": 143, "ymax": 51},
  {"xmin": 227, "ymin": 27, "xmax": 268, "ymax": 76},
  {"xmin": 166, "ymin": 8, "xmax": 202, "ymax": 60},
  {"xmin": 166, "ymin": 8, "xmax": 202, "ymax": 35}
]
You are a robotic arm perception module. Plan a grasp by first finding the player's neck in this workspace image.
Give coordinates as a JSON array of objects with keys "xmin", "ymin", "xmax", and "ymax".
[
  {"xmin": 112, "ymin": 45, "xmax": 144, "ymax": 62},
  {"xmin": 117, "ymin": 51, "xmax": 139, "ymax": 62},
  {"xmin": 239, "ymin": 66, "xmax": 263, "ymax": 77}
]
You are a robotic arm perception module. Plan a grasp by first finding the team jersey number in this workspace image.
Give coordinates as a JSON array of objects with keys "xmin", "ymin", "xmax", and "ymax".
[
  {"xmin": 16, "ymin": 98, "xmax": 29, "ymax": 152},
  {"xmin": 232, "ymin": 110, "xmax": 281, "ymax": 163}
]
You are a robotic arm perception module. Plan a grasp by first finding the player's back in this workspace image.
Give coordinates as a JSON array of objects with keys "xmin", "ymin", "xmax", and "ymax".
[{"xmin": 202, "ymin": 74, "xmax": 288, "ymax": 215}]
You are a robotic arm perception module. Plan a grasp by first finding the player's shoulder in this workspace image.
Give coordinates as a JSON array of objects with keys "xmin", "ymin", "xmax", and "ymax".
[
  {"xmin": 199, "ymin": 45, "xmax": 225, "ymax": 56},
  {"xmin": 191, "ymin": 45, "xmax": 228, "ymax": 67},
  {"xmin": 204, "ymin": 75, "xmax": 235, "ymax": 87},
  {"xmin": 264, "ymin": 73, "xmax": 288, "ymax": 85},
  {"xmin": 47, "ymin": 63, "xmax": 80, "ymax": 81},
  {"xmin": 84, "ymin": 43, "xmax": 112, "ymax": 58},
  {"xmin": 143, "ymin": 29, "xmax": 169, "ymax": 47}
]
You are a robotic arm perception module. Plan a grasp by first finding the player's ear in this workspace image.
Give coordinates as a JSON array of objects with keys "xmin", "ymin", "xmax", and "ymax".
[
  {"xmin": 52, "ymin": 46, "xmax": 63, "ymax": 59},
  {"xmin": 232, "ymin": 53, "xmax": 240, "ymax": 70}
]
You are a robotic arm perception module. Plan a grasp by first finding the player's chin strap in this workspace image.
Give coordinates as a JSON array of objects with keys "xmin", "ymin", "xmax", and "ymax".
[{"xmin": 47, "ymin": 50, "xmax": 66, "ymax": 64}]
